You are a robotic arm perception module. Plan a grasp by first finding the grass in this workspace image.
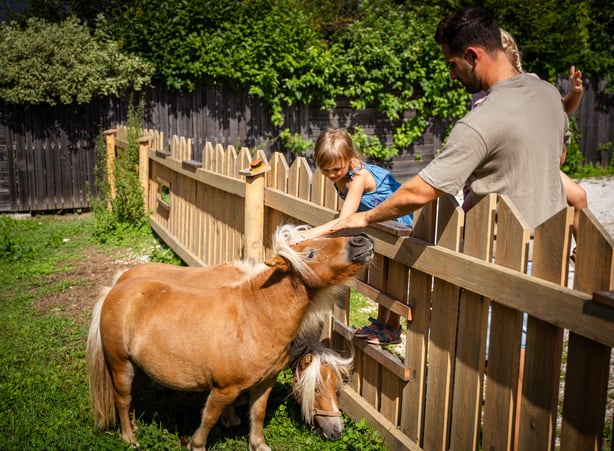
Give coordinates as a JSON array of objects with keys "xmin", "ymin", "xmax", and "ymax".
[{"xmin": 0, "ymin": 213, "xmax": 385, "ymax": 450}]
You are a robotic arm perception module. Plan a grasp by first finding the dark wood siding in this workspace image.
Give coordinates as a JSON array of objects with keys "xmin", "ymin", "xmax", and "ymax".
[{"xmin": 0, "ymin": 78, "xmax": 611, "ymax": 213}]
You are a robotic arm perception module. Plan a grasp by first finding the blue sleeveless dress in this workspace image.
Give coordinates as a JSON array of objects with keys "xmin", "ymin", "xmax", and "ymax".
[{"xmin": 335, "ymin": 163, "xmax": 413, "ymax": 228}]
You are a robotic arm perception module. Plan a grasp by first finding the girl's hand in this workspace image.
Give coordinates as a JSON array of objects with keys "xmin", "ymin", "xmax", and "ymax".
[{"xmin": 290, "ymin": 232, "xmax": 308, "ymax": 245}]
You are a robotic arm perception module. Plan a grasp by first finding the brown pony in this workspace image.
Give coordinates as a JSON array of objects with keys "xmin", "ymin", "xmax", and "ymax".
[
  {"xmin": 115, "ymin": 259, "xmax": 352, "ymax": 439},
  {"xmin": 86, "ymin": 225, "xmax": 373, "ymax": 450},
  {"xmin": 289, "ymin": 338, "xmax": 352, "ymax": 439}
]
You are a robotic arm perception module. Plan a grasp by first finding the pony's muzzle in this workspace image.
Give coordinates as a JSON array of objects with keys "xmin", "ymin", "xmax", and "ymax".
[
  {"xmin": 314, "ymin": 410, "xmax": 344, "ymax": 440},
  {"xmin": 349, "ymin": 233, "xmax": 374, "ymax": 263}
]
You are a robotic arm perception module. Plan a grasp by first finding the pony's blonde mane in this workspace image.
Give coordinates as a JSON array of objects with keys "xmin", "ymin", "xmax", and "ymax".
[
  {"xmin": 272, "ymin": 224, "xmax": 320, "ymax": 286},
  {"xmin": 270, "ymin": 224, "xmax": 350, "ymax": 339},
  {"xmin": 292, "ymin": 343, "xmax": 353, "ymax": 425}
]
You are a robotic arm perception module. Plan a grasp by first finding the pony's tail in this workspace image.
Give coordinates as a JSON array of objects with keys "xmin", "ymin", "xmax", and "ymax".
[{"xmin": 86, "ymin": 287, "xmax": 116, "ymax": 429}]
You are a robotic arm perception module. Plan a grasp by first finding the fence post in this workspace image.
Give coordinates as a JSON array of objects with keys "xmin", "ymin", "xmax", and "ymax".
[
  {"xmin": 137, "ymin": 136, "xmax": 152, "ymax": 213},
  {"xmin": 103, "ymin": 129, "xmax": 117, "ymax": 203},
  {"xmin": 239, "ymin": 158, "xmax": 270, "ymax": 262}
]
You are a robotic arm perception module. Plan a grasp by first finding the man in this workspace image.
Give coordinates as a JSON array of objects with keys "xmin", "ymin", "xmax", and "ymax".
[{"xmin": 330, "ymin": 7, "xmax": 568, "ymax": 234}]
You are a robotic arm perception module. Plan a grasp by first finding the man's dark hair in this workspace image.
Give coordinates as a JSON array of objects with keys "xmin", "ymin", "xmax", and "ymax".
[{"xmin": 434, "ymin": 7, "xmax": 503, "ymax": 56}]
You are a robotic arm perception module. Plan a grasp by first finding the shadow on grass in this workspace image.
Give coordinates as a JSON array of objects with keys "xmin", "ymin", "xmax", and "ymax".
[{"xmin": 131, "ymin": 373, "xmax": 303, "ymax": 446}]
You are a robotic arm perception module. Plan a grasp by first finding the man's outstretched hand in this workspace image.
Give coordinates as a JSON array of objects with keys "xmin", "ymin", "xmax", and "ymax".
[{"xmin": 329, "ymin": 211, "xmax": 370, "ymax": 233}]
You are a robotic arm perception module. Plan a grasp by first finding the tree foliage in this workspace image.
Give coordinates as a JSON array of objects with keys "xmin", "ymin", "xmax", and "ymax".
[
  {"xmin": 0, "ymin": 16, "xmax": 153, "ymax": 105},
  {"xmin": 3, "ymin": 0, "xmax": 612, "ymax": 157},
  {"xmin": 421, "ymin": 0, "xmax": 614, "ymax": 81},
  {"xmin": 100, "ymin": 0, "xmax": 469, "ymax": 158}
]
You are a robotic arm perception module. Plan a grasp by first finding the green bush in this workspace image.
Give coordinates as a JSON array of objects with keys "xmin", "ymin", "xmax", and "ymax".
[
  {"xmin": 103, "ymin": 0, "xmax": 468, "ymax": 155},
  {"xmin": 0, "ymin": 16, "xmax": 153, "ymax": 105},
  {"xmin": 91, "ymin": 100, "xmax": 149, "ymax": 243},
  {"xmin": 562, "ymin": 120, "xmax": 614, "ymax": 179}
]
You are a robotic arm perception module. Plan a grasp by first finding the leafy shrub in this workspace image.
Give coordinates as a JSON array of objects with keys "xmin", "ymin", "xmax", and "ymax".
[
  {"xmin": 103, "ymin": 0, "xmax": 469, "ymax": 155},
  {"xmin": 278, "ymin": 129, "xmax": 313, "ymax": 156},
  {"xmin": 0, "ymin": 16, "xmax": 153, "ymax": 105},
  {"xmin": 562, "ymin": 120, "xmax": 614, "ymax": 179},
  {"xmin": 91, "ymin": 99, "xmax": 149, "ymax": 243},
  {"xmin": 349, "ymin": 127, "xmax": 394, "ymax": 163}
]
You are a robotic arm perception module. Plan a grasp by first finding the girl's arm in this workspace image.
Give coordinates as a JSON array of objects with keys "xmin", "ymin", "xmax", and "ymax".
[
  {"xmin": 290, "ymin": 170, "xmax": 369, "ymax": 244},
  {"xmin": 330, "ymin": 175, "xmax": 442, "ymax": 233}
]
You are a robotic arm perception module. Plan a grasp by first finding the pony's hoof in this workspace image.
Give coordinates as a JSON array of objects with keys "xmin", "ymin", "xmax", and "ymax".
[
  {"xmin": 186, "ymin": 439, "xmax": 205, "ymax": 451},
  {"xmin": 248, "ymin": 444, "xmax": 271, "ymax": 451}
]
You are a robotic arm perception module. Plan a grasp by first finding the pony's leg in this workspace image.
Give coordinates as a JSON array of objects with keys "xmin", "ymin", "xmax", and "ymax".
[
  {"xmin": 129, "ymin": 367, "xmax": 148, "ymax": 431},
  {"xmin": 220, "ymin": 393, "xmax": 248, "ymax": 428},
  {"xmin": 248, "ymin": 378, "xmax": 277, "ymax": 451},
  {"xmin": 110, "ymin": 361, "xmax": 138, "ymax": 445},
  {"xmin": 188, "ymin": 388, "xmax": 240, "ymax": 451}
]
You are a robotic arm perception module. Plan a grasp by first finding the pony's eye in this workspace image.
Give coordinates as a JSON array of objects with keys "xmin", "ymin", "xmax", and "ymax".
[{"xmin": 306, "ymin": 249, "xmax": 316, "ymax": 259}]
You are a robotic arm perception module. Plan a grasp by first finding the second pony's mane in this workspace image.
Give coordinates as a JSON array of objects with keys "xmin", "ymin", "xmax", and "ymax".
[{"xmin": 291, "ymin": 340, "xmax": 353, "ymax": 425}]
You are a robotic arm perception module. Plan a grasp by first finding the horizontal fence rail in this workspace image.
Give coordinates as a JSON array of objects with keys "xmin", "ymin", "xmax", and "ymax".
[{"xmin": 108, "ymin": 125, "xmax": 613, "ymax": 451}]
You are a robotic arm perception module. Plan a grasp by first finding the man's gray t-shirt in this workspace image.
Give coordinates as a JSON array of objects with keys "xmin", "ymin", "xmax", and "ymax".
[{"xmin": 419, "ymin": 73, "xmax": 568, "ymax": 229}]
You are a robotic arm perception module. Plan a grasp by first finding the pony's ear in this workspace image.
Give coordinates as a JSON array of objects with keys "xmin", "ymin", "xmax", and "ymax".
[
  {"xmin": 299, "ymin": 353, "xmax": 313, "ymax": 370},
  {"xmin": 264, "ymin": 255, "xmax": 290, "ymax": 272}
]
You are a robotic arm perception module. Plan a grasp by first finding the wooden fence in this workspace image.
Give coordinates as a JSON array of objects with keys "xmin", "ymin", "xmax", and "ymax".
[
  {"xmin": 108, "ymin": 125, "xmax": 613, "ymax": 451},
  {"xmin": 0, "ymin": 97, "xmax": 129, "ymax": 212}
]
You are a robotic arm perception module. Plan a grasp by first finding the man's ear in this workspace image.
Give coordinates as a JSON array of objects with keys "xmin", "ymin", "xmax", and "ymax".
[
  {"xmin": 264, "ymin": 255, "xmax": 290, "ymax": 272},
  {"xmin": 465, "ymin": 47, "xmax": 478, "ymax": 64}
]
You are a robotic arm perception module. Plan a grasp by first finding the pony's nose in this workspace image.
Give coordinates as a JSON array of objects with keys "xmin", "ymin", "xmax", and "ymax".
[
  {"xmin": 326, "ymin": 422, "xmax": 344, "ymax": 440},
  {"xmin": 349, "ymin": 233, "xmax": 374, "ymax": 248},
  {"xmin": 349, "ymin": 233, "xmax": 374, "ymax": 262}
]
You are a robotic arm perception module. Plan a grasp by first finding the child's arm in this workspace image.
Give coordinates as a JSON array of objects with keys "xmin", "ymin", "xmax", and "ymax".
[
  {"xmin": 291, "ymin": 171, "xmax": 368, "ymax": 244},
  {"xmin": 562, "ymin": 66, "xmax": 583, "ymax": 115}
]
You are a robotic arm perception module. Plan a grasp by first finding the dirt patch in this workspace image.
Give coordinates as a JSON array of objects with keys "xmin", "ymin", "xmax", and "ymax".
[{"xmin": 34, "ymin": 246, "xmax": 147, "ymax": 326}]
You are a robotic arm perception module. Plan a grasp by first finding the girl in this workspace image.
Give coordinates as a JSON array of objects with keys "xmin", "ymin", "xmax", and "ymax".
[{"xmin": 293, "ymin": 128, "xmax": 412, "ymax": 345}]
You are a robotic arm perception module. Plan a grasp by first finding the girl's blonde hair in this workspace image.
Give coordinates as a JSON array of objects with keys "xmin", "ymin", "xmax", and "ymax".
[
  {"xmin": 313, "ymin": 128, "xmax": 362, "ymax": 169},
  {"xmin": 500, "ymin": 28, "xmax": 522, "ymax": 73}
]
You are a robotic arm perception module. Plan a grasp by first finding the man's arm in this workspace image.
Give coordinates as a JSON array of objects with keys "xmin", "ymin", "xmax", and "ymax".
[{"xmin": 329, "ymin": 175, "xmax": 442, "ymax": 232}]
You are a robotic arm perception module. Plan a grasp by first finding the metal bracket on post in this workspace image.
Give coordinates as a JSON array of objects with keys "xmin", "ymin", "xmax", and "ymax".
[{"xmin": 239, "ymin": 158, "xmax": 270, "ymax": 263}]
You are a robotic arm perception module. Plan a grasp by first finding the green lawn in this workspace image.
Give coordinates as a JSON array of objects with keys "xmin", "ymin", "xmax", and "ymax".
[{"xmin": 0, "ymin": 213, "xmax": 384, "ymax": 450}]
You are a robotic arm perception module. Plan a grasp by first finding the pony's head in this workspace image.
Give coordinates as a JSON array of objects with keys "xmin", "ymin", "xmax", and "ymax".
[
  {"xmin": 265, "ymin": 224, "xmax": 374, "ymax": 288},
  {"xmin": 292, "ymin": 343, "xmax": 353, "ymax": 440}
]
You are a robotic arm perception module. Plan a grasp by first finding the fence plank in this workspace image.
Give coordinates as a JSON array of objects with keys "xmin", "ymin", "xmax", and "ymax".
[
  {"xmin": 267, "ymin": 152, "xmax": 289, "ymax": 191},
  {"xmin": 422, "ymin": 195, "xmax": 463, "ymax": 450},
  {"xmin": 560, "ymin": 209, "xmax": 613, "ymax": 450},
  {"xmin": 400, "ymin": 201, "xmax": 435, "ymax": 441},
  {"xmin": 360, "ymin": 253, "xmax": 387, "ymax": 408},
  {"xmin": 449, "ymin": 194, "xmax": 496, "ymax": 450},
  {"xmin": 381, "ymin": 259, "xmax": 410, "ymax": 425},
  {"xmin": 482, "ymin": 196, "xmax": 530, "ymax": 451},
  {"xmin": 288, "ymin": 156, "xmax": 312, "ymax": 200},
  {"xmin": 518, "ymin": 207, "xmax": 573, "ymax": 450}
]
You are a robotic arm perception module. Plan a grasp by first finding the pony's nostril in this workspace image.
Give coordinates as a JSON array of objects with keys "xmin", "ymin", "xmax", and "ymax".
[{"xmin": 350, "ymin": 233, "xmax": 374, "ymax": 249}]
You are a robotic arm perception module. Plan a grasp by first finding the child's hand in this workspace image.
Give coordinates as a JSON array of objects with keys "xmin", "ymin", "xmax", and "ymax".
[
  {"xmin": 290, "ymin": 233, "xmax": 308, "ymax": 246},
  {"xmin": 569, "ymin": 66, "xmax": 583, "ymax": 94}
]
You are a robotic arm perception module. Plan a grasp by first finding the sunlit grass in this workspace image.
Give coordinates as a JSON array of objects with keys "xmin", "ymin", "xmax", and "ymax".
[{"xmin": 0, "ymin": 213, "xmax": 385, "ymax": 450}]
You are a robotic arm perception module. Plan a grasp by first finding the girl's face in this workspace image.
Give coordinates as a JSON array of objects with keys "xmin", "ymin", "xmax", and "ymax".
[{"xmin": 319, "ymin": 159, "xmax": 349, "ymax": 183}]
